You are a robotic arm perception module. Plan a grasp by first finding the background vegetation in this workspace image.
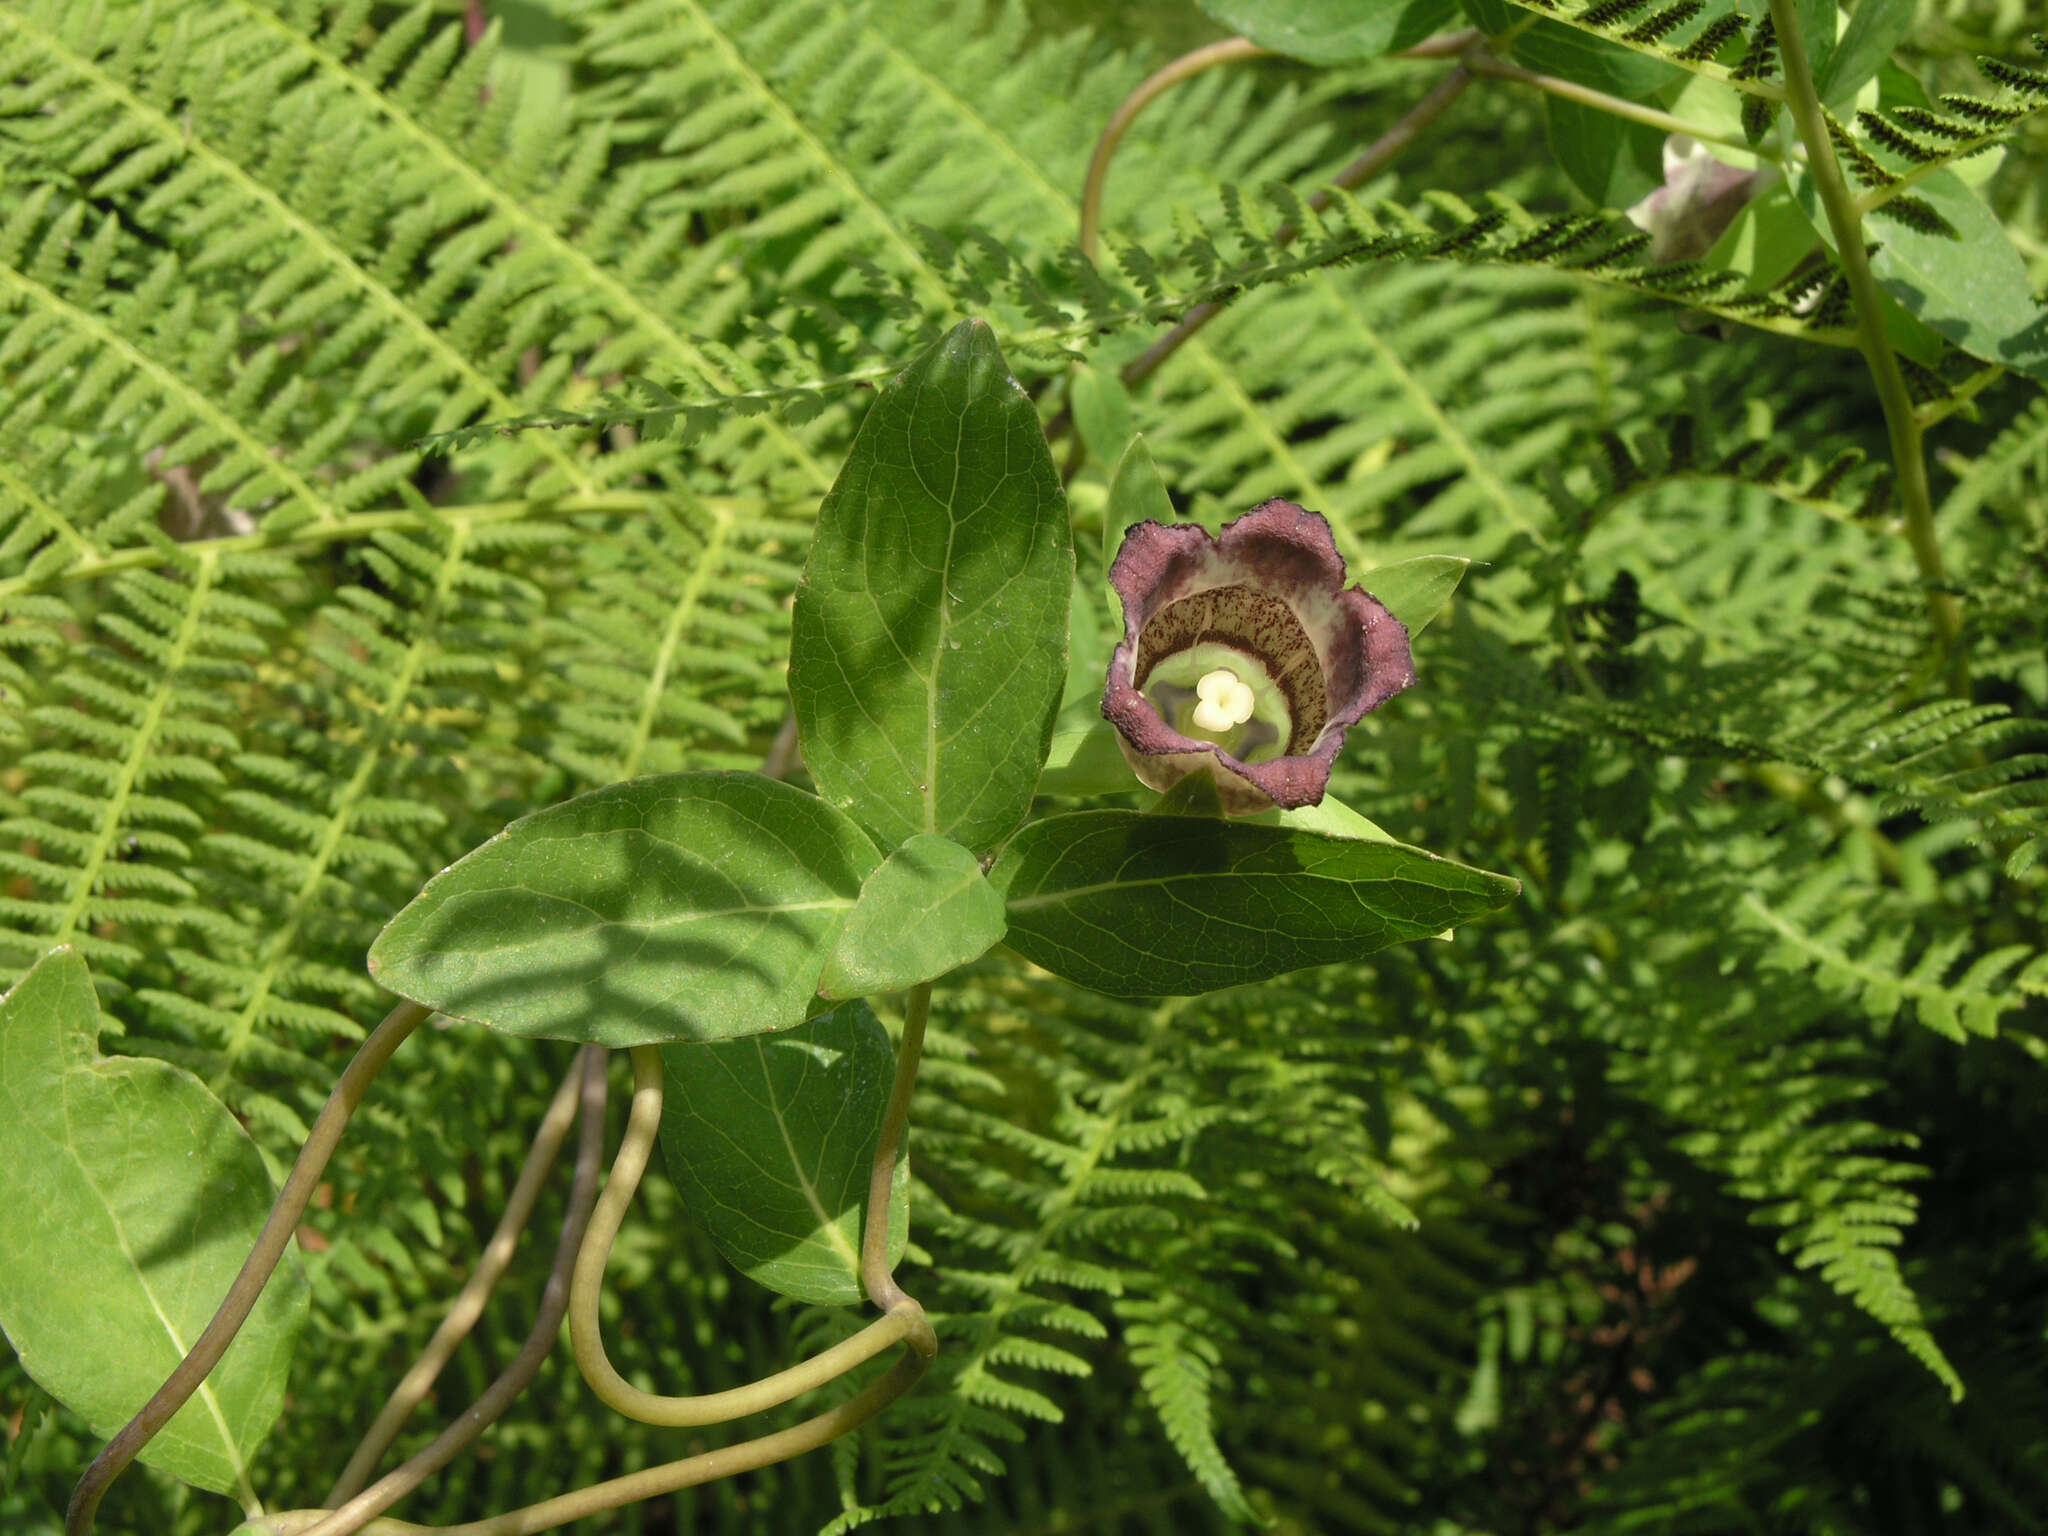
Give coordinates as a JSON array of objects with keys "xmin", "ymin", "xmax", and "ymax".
[{"xmin": 3, "ymin": 0, "xmax": 2045, "ymax": 1531}]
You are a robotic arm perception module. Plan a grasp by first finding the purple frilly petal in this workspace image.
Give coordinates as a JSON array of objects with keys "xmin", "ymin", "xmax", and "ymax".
[
  {"xmin": 1627, "ymin": 135, "xmax": 1774, "ymax": 264},
  {"xmin": 1102, "ymin": 500, "xmax": 1415, "ymax": 813}
]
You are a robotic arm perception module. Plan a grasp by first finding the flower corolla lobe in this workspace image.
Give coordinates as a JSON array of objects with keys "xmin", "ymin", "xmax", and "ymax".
[
  {"xmin": 1626, "ymin": 135, "xmax": 1774, "ymax": 264},
  {"xmin": 1102, "ymin": 499, "xmax": 1414, "ymax": 814}
]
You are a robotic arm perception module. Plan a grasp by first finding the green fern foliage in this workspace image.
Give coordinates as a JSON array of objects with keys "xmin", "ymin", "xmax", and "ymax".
[{"xmin": 4, "ymin": 1, "xmax": 2047, "ymax": 1534}]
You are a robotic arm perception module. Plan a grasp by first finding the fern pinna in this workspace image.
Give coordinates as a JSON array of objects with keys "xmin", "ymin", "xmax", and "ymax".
[{"xmin": 4, "ymin": 0, "xmax": 2048, "ymax": 1534}]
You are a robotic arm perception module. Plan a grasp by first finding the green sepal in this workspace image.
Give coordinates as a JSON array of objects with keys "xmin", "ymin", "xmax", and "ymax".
[
  {"xmin": 1037, "ymin": 721, "xmax": 1140, "ymax": 798},
  {"xmin": 1356, "ymin": 554, "xmax": 1470, "ymax": 637}
]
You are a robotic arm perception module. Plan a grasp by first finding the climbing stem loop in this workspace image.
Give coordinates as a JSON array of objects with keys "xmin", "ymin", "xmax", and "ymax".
[
  {"xmin": 567, "ymin": 1045, "xmax": 928, "ymax": 1427},
  {"xmin": 298, "ymin": 1048, "xmax": 610, "ymax": 1536}
]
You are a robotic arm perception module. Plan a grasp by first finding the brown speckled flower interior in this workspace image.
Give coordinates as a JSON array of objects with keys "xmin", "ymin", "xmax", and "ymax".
[{"xmin": 1103, "ymin": 499, "xmax": 1415, "ymax": 813}]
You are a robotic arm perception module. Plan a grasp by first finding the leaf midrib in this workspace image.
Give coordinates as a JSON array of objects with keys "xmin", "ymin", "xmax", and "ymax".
[
  {"xmin": 1003, "ymin": 865, "xmax": 1463, "ymax": 911},
  {"xmin": 62, "ymin": 1064, "xmax": 257, "ymax": 1509},
  {"xmin": 754, "ymin": 1038, "xmax": 863, "ymax": 1280}
]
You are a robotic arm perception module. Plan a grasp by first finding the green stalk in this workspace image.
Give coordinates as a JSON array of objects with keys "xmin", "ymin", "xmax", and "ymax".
[
  {"xmin": 321, "ymin": 1049, "xmax": 600, "ymax": 1512},
  {"xmin": 567, "ymin": 1047, "xmax": 920, "ymax": 1427},
  {"xmin": 1764, "ymin": 0, "xmax": 1966, "ymax": 690},
  {"xmin": 861, "ymin": 982, "xmax": 931, "ymax": 1313}
]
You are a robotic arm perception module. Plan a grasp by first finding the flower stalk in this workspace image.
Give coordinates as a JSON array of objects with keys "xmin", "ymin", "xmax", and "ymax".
[{"xmin": 1763, "ymin": 0, "xmax": 1966, "ymax": 689}]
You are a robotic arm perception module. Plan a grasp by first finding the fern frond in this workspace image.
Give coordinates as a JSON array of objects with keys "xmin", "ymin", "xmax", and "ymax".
[
  {"xmin": 1499, "ymin": 0, "xmax": 1779, "ymax": 98},
  {"xmin": 1120, "ymin": 1300, "xmax": 1260, "ymax": 1525},
  {"xmin": 1608, "ymin": 973, "xmax": 1962, "ymax": 1398},
  {"xmin": 428, "ymin": 180, "xmax": 1862, "ymax": 459},
  {"xmin": 1740, "ymin": 880, "xmax": 2027, "ymax": 1042}
]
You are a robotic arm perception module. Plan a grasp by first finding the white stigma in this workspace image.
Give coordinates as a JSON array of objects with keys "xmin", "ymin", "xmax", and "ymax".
[{"xmin": 1191, "ymin": 668, "xmax": 1256, "ymax": 733}]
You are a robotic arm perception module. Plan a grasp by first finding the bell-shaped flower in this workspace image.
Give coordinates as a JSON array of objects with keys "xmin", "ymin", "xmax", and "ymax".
[
  {"xmin": 1627, "ymin": 135, "xmax": 1774, "ymax": 264},
  {"xmin": 1102, "ymin": 499, "xmax": 1414, "ymax": 814}
]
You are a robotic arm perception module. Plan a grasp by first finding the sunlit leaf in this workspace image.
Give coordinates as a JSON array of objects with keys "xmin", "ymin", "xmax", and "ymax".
[
  {"xmin": 820, "ymin": 834, "xmax": 1006, "ymax": 1000},
  {"xmin": 0, "ymin": 949, "xmax": 307, "ymax": 1499},
  {"xmin": 790, "ymin": 320, "xmax": 1073, "ymax": 854}
]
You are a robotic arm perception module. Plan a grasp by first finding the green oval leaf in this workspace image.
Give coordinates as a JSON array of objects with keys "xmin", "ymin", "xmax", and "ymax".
[
  {"xmin": 1546, "ymin": 94, "xmax": 1667, "ymax": 207},
  {"xmin": 659, "ymin": 1003, "xmax": 908, "ymax": 1306},
  {"xmin": 989, "ymin": 812, "xmax": 1520, "ymax": 997},
  {"xmin": 0, "ymin": 949, "xmax": 308, "ymax": 1499},
  {"xmin": 1818, "ymin": 0, "xmax": 1914, "ymax": 111},
  {"xmin": 1068, "ymin": 364, "xmax": 1136, "ymax": 469},
  {"xmin": 1513, "ymin": 19, "xmax": 1679, "ymax": 97},
  {"xmin": 369, "ymin": 774, "xmax": 880, "ymax": 1046},
  {"xmin": 790, "ymin": 318, "xmax": 1074, "ymax": 855},
  {"xmin": 820, "ymin": 834, "xmax": 1006, "ymax": 1000},
  {"xmin": 1198, "ymin": 0, "xmax": 1459, "ymax": 64}
]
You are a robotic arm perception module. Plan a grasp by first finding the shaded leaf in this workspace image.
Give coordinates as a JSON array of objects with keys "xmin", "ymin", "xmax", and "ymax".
[
  {"xmin": 990, "ymin": 812, "xmax": 1519, "ymax": 996},
  {"xmin": 1199, "ymin": 0, "xmax": 1460, "ymax": 64},
  {"xmin": 1819, "ymin": 0, "xmax": 1915, "ymax": 110},
  {"xmin": 1514, "ymin": 19, "xmax": 1681, "ymax": 96},
  {"xmin": 1548, "ymin": 95, "xmax": 1668, "ymax": 206},
  {"xmin": 660, "ymin": 1003, "xmax": 908, "ymax": 1307},
  {"xmin": 370, "ymin": 774, "xmax": 880, "ymax": 1047}
]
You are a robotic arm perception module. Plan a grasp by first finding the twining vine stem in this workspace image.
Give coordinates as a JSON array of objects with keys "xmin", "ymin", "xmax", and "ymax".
[
  {"xmin": 287, "ymin": 1007, "xmax": 938, "ymax": 1536},
  {"xmin": 1077, "ymin": 37, "xmax": 1273, "ymax": 261},
  {"xmin": 126, "ymin": 996, "xmax": 943, "ymax": 1536},
  {"xmin": 252, "ymin": 1354, "xmax": 931, "ymax": 1536},
  {"xmin": 298, "ymin": 1049, "xmax": 611, "ymax": 1536},
  {"xmin": 1047, "ymin": 27, "xmax": 1486, "ymax": 463},
  {"xmin": 1075, "ymin": 25, "xmax": 1491, "ymax": 265},
  {"xmin": 66, "ymin": 999, "xmax": 434, "ymax": 1536},
  {"xmin": 326, "ymin": 1051, "xmax": 594, "ymax": 1506},
  {"xmin": 1115, "ymin": 62, "xmax": 1474, "ymax": 398},
  {"xmin": 1763, "ymin": 0, "xmax": 1968, "ymax": 689},
  {"xmin": 1065, "ymin": 15, "xmax": 1758, "ymax": 447},
  {"xmin": 567, "ymin": 1046, "xmax": 922, "ymax": 1427}
]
